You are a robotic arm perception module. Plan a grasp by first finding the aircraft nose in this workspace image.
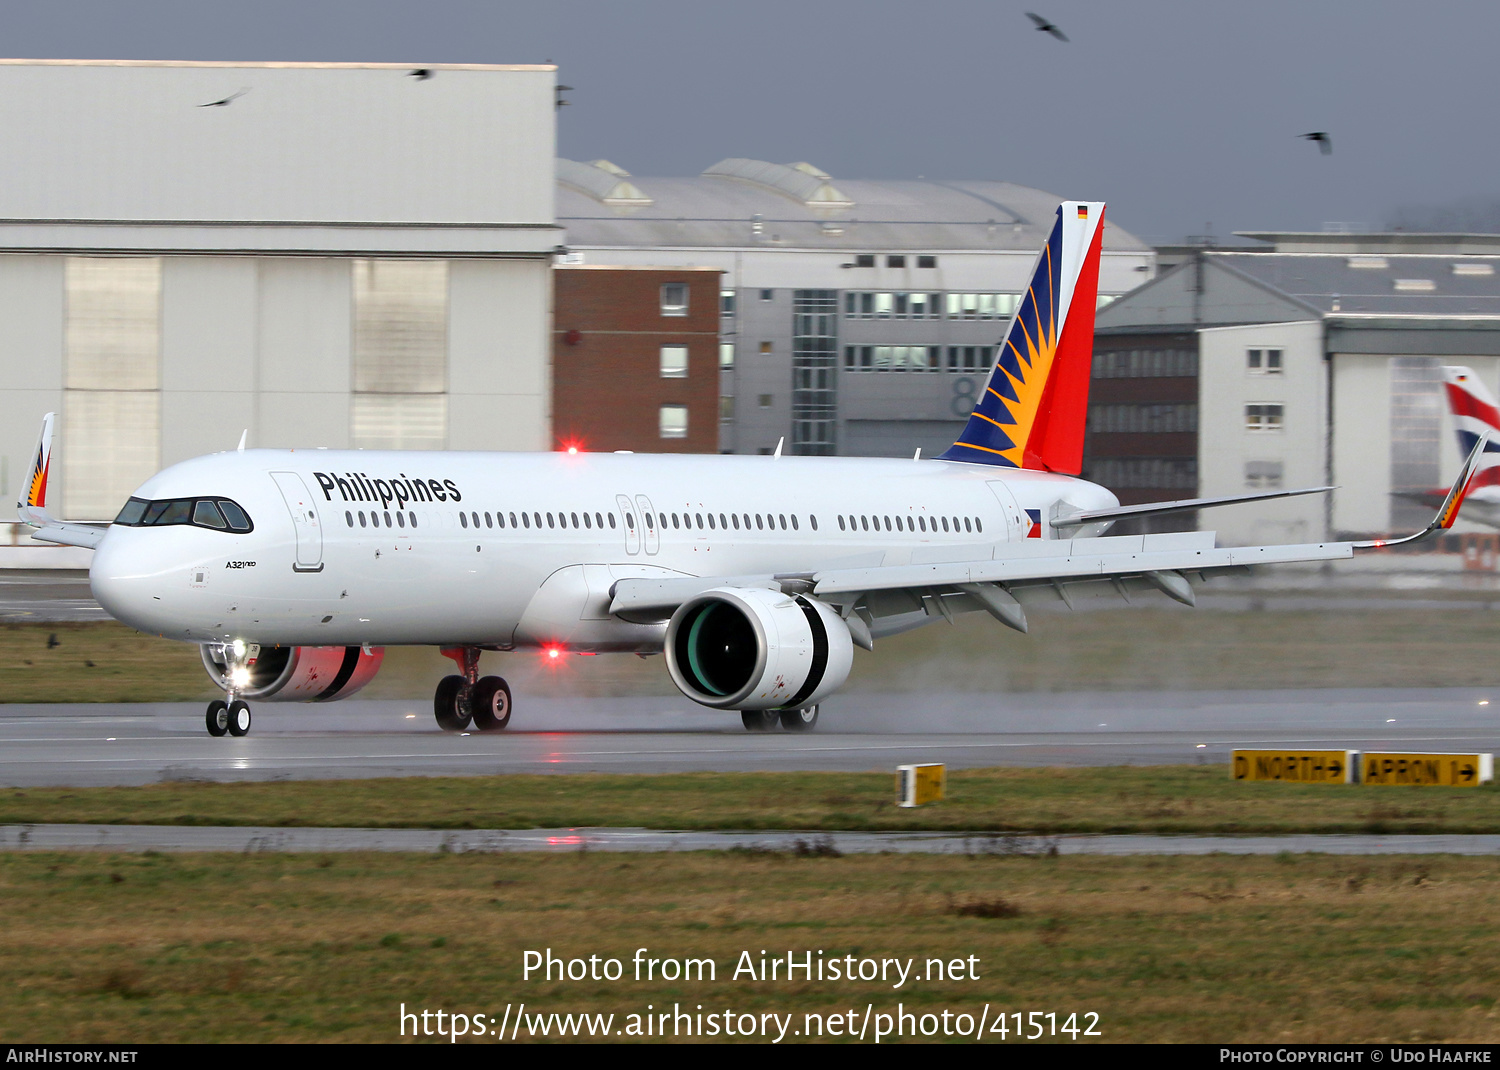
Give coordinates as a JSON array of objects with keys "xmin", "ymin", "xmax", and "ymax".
[{"xmin": 89, "ymin": 533, "xmax": 167, "ymax": 630}]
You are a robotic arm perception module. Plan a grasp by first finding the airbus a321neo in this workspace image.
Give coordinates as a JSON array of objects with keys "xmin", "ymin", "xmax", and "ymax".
[{"xmin": 17, "ymin": 202, "xmax": 1488, "ymax": 736}]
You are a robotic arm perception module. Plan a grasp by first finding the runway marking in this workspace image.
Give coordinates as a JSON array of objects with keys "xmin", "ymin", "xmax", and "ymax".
[{"xmin": 3, "ymin": 735, "xmax": 1500, "ymax": 767}]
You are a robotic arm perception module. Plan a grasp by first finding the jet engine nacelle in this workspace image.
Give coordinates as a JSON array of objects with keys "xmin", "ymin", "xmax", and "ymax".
[
  {"xmin": 200, "ymin": 644, "xmax": 384, "ymax": 702},
  {"xmin": 665, "ymin": 586, "xmax": 854, "ymax": 711}
]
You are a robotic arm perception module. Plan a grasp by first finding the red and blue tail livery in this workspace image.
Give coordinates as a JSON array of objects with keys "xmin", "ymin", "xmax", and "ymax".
[
  {"xmin": 1443, "ymin": 366, "xmax": 1500, "ymax": 494},
  {"xmin": 940, "ymin": 200, "xmax": 1105, "ymax": 473}
]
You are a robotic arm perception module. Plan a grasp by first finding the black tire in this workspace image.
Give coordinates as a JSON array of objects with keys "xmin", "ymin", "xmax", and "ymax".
[
  {"xmin": 741, "ymin": 710, "xmax": 779, "ymax": 732},
  {"xmin": 206, "ymin": 699, "xmax": 228, "ymax": 737},
  {"xmin": 471, "ymin": 676, "xmax": 512, "ymax": 732},
  {"xmin": 780, "ymin": 705, "xmax": 819, "ymax": 732},
  {"xmin": 434, "ymin": 675, "xmax": 470, "ymax": 732},
  {"xmin": 227, "ymin": 700, "xmax": 252, "ymax": 737}
]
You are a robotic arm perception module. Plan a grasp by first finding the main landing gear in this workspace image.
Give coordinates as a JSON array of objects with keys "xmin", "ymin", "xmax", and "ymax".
[
  {"xmin": 741, "ymin": 705, "xmax": 820, "ymax": 732},
  {"xmin": 435, "ymin": 646, "xmax": 512, "ymax": 733}
]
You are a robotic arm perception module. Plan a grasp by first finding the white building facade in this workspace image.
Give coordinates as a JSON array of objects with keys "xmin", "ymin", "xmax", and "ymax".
[{"xmin": 0, "ymin": 60, "xmax": 559, "ymax": 521}]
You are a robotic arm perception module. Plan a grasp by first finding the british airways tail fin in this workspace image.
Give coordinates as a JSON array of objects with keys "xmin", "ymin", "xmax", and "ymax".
[
  {"xmin": 1442, "ymin": 366, "xmax": 1500, "ymax": 494},
  {"xmin": 939, "ymin": 200, "xmax": 1105, "ymax": 472}
]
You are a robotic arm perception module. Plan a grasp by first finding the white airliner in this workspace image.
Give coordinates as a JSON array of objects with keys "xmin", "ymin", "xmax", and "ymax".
[{"xmin": 16, "ymin": 203, "xmax": 1487, "ymax": 737}]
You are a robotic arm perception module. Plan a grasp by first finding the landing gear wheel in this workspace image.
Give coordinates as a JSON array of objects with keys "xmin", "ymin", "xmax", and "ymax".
[
  {"xmin": 471, "ymin": 676, "xmax": 512, "ymax": 732},
  {"xmin": 227, "ymin": 700, "xmax": 252, "ymax": 737},
  {"xmin": 205, "ymin": 699, "xmax": 228, "ymax": 737},
  {"xmin": 780, "ymin": 705, "xmax": 819, "ymax": 732},
  {"xmin": 741, "ymin": 710, "xmax": 779, "ymax": 732},
  {"xmin": 434, "ymin": 674, "xmax": 471, "ymax": 732}
]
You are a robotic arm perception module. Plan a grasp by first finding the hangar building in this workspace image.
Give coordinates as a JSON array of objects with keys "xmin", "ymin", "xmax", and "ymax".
[{"xmin": 0, "ymin": 59, "xmax": 558, "ymax": 522}]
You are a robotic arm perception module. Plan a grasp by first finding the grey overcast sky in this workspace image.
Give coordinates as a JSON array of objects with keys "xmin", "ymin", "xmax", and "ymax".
[{"xmin": 4, "ymin": 0, "xmax": 1497, "ymax": 242}]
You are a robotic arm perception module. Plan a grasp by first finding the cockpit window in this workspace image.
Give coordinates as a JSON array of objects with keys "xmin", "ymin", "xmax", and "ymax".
[
  {"xmin": 115, "ymin": 496, "xmax": 254, "ymax": 533},
  {"xmin": 114, "ymin": 499, "xmax": 147, "ymax": 525},
  {"xmin": 192, "ymin": 501, "xmax": 227, "ymax": 529},
  {"xmin": 218, "ymin": 501, "xmax": 251, "ymax": 531}
]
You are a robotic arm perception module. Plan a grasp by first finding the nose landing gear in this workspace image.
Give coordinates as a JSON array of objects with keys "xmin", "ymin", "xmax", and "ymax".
[
  {"xmin": 435, "ymin": 646, "xmax": 512, "ymax": 733},
  {"xmin": 205, "ymin": 643, "xmax": 256, "ymax": 737}
]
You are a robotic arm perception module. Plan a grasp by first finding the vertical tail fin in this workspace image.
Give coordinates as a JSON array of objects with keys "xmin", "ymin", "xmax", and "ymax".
[
  {"xmin": 1441, "ymin": 366, "xmax": 1500, "ymax": 493},
  {"xmin": 17, "ymin": 412, "xmax": 55, "ymax": 524},
  {"xmin": 939, "ymin": 201, "xmax": 1105, "ymax": 472}
]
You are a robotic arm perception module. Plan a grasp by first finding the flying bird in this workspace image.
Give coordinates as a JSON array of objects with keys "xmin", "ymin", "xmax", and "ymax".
[
  {"xmin": 199, "ymin": 88, "xmax": 249, "ymax": 108},
  {"xmin": 1300, "ymin": 131, "xmax": 1333, "ymax": 155},
  {"xmin": 1026, "ymin": 12, "xmax": 1069, "ymax": 41},
  {"xmin": 409, "ymin": 68, "xmax": 433, "ymax": 80}
]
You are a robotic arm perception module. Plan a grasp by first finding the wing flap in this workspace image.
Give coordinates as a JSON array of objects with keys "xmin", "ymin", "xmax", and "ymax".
[{"xmin": 811, "ymin": 539, "xmax": 1352, "ymax": 596}]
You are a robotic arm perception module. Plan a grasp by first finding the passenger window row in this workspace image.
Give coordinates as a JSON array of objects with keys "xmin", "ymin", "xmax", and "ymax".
[
  {"xmin": 839, "ymin": 513, "xmax": 983, "ymax": 534},
  {"xmin": 339, "ymin": 507, "xmax": 987, "ymax": 537},
  {"xmin": 346, "ymin": 510, "xmax": 418, "ymax": 530},
  {"xmin": 639, "ymin": 511, "xmax": 810, "ymax": 533}
]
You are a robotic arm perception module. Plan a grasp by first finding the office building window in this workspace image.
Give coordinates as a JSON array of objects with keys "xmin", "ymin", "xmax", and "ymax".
[
  {"xmin": 1092, "ymin": 349, "xmax": 1199, "ymax": 378},
  {"xmin": 660, "ymin": 344, "xmax": 688, "ymax": 378},
  {"xmin": 1088, "ymin": 404, "xmax": 1198, "ymax": 434},
  {"xmin": 759, "ymin": 289, "xmax": 774, "ymax": 301},
  {"xmin": 1245, "ymin": 460, "xmax": 1284, "ymax": 489},
  {"xmin": 63, "ymin": 257, "xmax": 161, "ymax": 519},
  {"xmin": 719, "ymin": 396, "xmax": 735, "ymax": 420},
  {"xmin": 917, "ymin": 255, "xmax": 937, "ymax": 269},
  {"xmin": 843, "ymin": 345, "xmax": 943, "ymax": 372},
  {"xmin": 854, "ymin": 255, "xmax": 875, "ymax": 268},
  {"xmin": 1088, "ymin": 458, "xmax": 1198, "ymax": 491},
  {"xmin": 946, "ymin": 345, "xmax": 996, "ymax": 373},
  {"xmin": 886, "ymin": 255, "xmax": 906, "ymax": 268},
  {"xmin": 1245, "ymin": 404, "xmax": 1284, "ymax": 432},
  {"xmin": 720, "ymin": 289, "xmax": 736, "ymax": 317},
  {"xmin": 660, "ymin": 283, "xmax": 688, "ymax": 316},
  {"xmin": 659, "ymin": 404, "xmax": 688, "ymax": 439},
  {"xmin": 760, "ymin": 341, "xmax": 773, "ymax": 353},
  {"xmin": 719, "ymin": 342, "xmax": 735, "ymax": 369},
  {"xmin": 792, "ymin": 290, "xmax": 838, "ymax": 456},
  {"xmin": 352, "ymin": 259, "xmax": 448, "ymax": 450},
  {"xmin": 758, "ymin": 394, "xmax": 773, "ymax": 408},
  {"xmin": 1248, "ymin": 348, "xmax": 1283, "ymax": 374},
  {"xmin": 946, "ymin": 293, "xmax": 1019, "ymax": 320},
  {"xmin": 843, "ymin": 292, "xmax": 942, "ymax": 319}
]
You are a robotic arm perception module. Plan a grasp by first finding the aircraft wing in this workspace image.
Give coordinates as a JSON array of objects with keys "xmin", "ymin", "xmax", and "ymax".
[
  {"xmin": 610, "ymin": 433, "xmax": 1492, "ymax": 646},
  {"xmin": 609, "ymin": 531, "xmax": 1348, "ymax": 644},
  {"xmin": 27, "ymin": 521, "xmax": 107, "ymax": 549}
]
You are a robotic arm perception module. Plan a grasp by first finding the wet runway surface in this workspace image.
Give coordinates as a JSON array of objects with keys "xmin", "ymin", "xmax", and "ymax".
[
  {"xmin": 0, "ymin": 570, "xmax": 109, "ymax": 622},
  {"xmin": 1, "ymin": 687, "xmax": 1497, "ymax": 787},
  {"xmin": 4, "ymin": 823, "xmax": 1499, "ymax": 856}
]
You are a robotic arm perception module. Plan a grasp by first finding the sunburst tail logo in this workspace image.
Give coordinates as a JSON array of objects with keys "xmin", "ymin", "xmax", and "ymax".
[
  {"xmin": 19, "ymin": 412, "xmax": 55, "ymax": 513},
  {"xmin": 939, "ymin": 202, "xmax": 1105, "ymax": 473}
]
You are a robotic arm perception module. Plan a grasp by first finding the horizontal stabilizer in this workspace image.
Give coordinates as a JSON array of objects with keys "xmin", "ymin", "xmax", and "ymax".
[{"xmin": 1053, "ymin": 486, "xmax": 1335, "ymax": 529}]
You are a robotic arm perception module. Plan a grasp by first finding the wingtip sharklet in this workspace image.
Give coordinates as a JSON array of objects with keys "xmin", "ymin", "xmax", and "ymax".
[{"xmin": 1354, "ymin": 430, "xmax": 1489, "ymax": 549}]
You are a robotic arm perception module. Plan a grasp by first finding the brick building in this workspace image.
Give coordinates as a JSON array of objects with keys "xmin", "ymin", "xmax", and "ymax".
[{"xmin": 552, "ymin": 265, "xmax": 722, "ymax": 453}]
